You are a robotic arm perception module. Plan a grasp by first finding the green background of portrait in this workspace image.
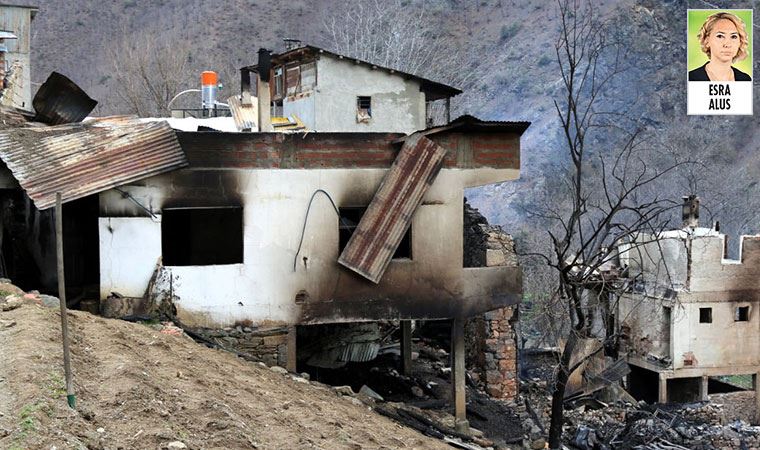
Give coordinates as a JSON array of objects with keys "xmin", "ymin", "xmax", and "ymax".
[{"xmin": 688, "ymin": 9, "xmax": 753, "ymax": 75}]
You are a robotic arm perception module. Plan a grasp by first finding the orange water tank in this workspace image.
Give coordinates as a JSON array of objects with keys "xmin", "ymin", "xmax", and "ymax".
[
  {"xmin": 201, "ymin": 71, "xmax": 218, "ymax": 110},
  {"xmin": 201, "ymin": 71, "xmax": 218, "ymax": 86}
]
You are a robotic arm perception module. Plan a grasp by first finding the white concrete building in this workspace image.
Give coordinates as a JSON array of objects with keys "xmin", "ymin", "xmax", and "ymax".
[
  {"xmin": 243, "ymin": 45, "xmax": 460, "ymax": 133},
  {"xmin": 97, "ymin": 120, "xmax": 527, "ymax": 329},
  {"xmin": 618, "ymin": 218, "xmax": 760, "ymax": 405},
  {"xmin": 0, "ymin": 3, "xmax": 37, "ymax": 111}
]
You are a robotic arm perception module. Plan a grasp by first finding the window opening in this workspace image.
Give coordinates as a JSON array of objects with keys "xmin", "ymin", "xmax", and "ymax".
[
  {"xmin": 162, "ymin": 207, "xmax": 243, "ymax": 266},
  {"xmin": 735, "ymin": 306, "xmax": 750, "ymax": 322},
  {"xmin": 339, "ymin": 207, "xmax": 410, "ymax": 259},
  {"xmin": 273, "ymin": 67, "xmax": 283, "ymax": 99},
  {"xmin": 286, "ymin": 65, "xmax": 301, "ymax": 96},
  {"xmin": 699, "ymin": 307, "xmax": 712, "ymax": 323},
  {"xmin": 357, "ymin": 96, "xmax": 371, "ymax": 123}
]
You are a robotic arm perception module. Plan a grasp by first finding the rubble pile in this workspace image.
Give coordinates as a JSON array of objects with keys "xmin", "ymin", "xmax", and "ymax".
[
  {"xmin": 564, "ymin": 400, "xmax": 760, "ymax": 450},
  {"xmin": 0, "ymin": 279, "xmax": 59, "ymax": 311}
]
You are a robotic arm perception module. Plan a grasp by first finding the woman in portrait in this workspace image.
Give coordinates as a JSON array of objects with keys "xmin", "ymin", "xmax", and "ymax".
[{"xmin": 688, "ymin": 12, "xmax": 751, "ymax": 82}]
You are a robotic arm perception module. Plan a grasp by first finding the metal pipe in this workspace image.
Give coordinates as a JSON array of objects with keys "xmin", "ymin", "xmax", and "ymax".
[{"xmin": 167, "ymin": 89, "xmax": 201, "ymax": 111}]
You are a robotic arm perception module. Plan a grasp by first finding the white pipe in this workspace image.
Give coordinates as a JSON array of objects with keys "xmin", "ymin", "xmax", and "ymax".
[{"xmin": 167, "ymin": 89, "xmax": 201, "ymax": 111}]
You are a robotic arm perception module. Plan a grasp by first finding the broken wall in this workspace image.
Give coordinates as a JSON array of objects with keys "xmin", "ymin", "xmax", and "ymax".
[
  {"xmin": 689, "ymin": 234, "xmax": 760, "ymax": 292},
  {"xmin": 618, "ymin": 294, "xmax": 674, "ymax": 363},
  {"xmin": 463, "ymin": 201, "xmax": 519, "ymax": 400}
]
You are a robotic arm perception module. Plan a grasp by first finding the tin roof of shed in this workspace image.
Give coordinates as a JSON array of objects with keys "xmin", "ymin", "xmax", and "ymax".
[{"xmin": 0, "ymin": 116, "xmax": 187, "ymax": 209}]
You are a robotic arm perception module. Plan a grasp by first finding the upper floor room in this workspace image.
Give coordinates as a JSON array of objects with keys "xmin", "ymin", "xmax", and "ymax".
[{"xmin": 241, "ymin": 44, "xmax": 461, "ymax": 134}]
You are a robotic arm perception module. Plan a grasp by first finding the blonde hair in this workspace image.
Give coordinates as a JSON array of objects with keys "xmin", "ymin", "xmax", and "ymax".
[{"xmin": 698, "ymin": 12, "xmax": 750, "ymax": 62}]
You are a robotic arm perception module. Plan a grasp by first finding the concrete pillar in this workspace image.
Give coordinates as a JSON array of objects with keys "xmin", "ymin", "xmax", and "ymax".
[
  {"xmin": 658, "ymin": 373, "xmax": 668, "ymax": 404},
  {"xmin": 401, "ymin": 320, "xmax": 413, "ymax": 376},
  {"xmin": 451, "ymin": 318, "xmax": 468, "ymax": 433},
  {"xmin": 257, "ymin": 77, "xmax": 272, "ymax": 132},
  {"xmin": 700, "ymin": 376, "xmax": 709, "ymax": 402},
  {"xmin": 286, "ymin": 325, "xmax": 297, "ymax": 372}
]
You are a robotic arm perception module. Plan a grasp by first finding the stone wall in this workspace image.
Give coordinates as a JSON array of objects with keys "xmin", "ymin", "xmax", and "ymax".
[
  {"xmin": 193, "ymin": 325, "xmax": 288, "ymax": 367},
  {"xmin": 464, "ymin": 199, "xmax": 520, "ymax": 400}
]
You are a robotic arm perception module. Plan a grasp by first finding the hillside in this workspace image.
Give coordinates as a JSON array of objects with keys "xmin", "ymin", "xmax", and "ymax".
[
  {"xmin": 0, "ymin": 298, "xmax": 448, "ymax": 449},
  {"xmin": 21, "ymin": 0, "xmax": 760, "ymax": 251}
]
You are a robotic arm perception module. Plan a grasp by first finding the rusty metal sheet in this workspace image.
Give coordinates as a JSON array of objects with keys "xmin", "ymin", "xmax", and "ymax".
[
  {"xmin": 338, "ymin": 134, "xmax": 446, "ymax": 283},
  {"xmin": 32, "ymin": 72, "xmax": 97, "ymax": 125},
  {"xmin": 0, "ymin": 117, "xmax": 187, "ymax": 210}
]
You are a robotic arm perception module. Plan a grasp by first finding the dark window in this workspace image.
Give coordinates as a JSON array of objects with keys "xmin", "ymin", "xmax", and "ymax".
[
  {"xmin": 735, "ymin": 306, "xmax": 750, "ymax": 322},
  {"xmin": 338, "ymin": 207, "xmax": 410, "ymax": 259},
  {"xmin": 699, "ymin": 307, "xmax": 712, "ymax": 323},
  {"xmin": 357, "ymin": 96, "xmax": 372, "ymax": 122},
  {"xmin": 162, "ymin": 207, "xmax": 243, "ymax": 266}
]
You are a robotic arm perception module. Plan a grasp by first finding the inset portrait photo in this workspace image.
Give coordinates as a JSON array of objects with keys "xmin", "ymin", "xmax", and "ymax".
[{"xmin": 687, "ymin": 10, "xmax": 753, "ymax": 115}]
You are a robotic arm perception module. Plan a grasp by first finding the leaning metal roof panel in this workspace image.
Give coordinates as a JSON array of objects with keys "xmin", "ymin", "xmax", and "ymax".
[
  {"xmin": 338, "ymin": 134, "xmax": 446, "ymax": 283},
  {"xmin": 0, "ymin": 117, "xmax": 187, "ymax": 210}
]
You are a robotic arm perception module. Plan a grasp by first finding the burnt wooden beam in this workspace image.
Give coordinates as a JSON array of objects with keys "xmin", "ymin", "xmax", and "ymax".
[
  {"xmin": 401, "ymin": 320, "xmax": 412, "ymax": 376},
  {"xmin": 451, "ymin": 317, "xmax": 468, "ymax": 433},
  {"xmin": 287, "ymin": 325, "xmax": 297, "ymax": 372}
]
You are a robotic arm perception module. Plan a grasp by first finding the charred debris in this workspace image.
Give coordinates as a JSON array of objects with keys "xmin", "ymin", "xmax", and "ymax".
[{"xmin": 3, "ymin": 6, "xmax": 760, "ymax": 448}]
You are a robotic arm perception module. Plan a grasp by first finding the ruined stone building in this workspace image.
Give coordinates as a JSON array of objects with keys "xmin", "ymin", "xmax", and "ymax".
[
  {"xmin": 618, "ymin": 199, "xmax": 760, "ymax": 407},
  {"xmin": 0, "ymin": 42, "xmax": 528, "ymax": 430}
]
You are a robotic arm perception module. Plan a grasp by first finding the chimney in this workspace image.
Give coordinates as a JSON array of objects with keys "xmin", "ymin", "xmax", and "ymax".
[
  {"xmin": 682, "ymin": 195, "xmax": 700, "ymax": 228},
  {"xmin": 240, "ymin": 68, "xmax": 252, "ymax": 105},
  {"xmin": 257, "ymin": 48, "xmax": 272, "ymax": 132}
]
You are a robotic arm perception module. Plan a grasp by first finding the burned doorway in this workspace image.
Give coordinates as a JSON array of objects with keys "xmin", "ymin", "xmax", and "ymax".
[{"xmin": 62, "ymin": 194, "xmax": 101, "ymax": 306}]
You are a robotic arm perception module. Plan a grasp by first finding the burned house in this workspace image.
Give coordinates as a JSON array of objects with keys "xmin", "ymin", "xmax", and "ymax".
[
  {"xmin": 618, "ymin": 198, "xmax": 760, "ymax": 408},
  {"xmin": 0, "ymin": 43, "xmax": 529, "ymax": 431},
  {"xmin": 0, "ymin": 3, "xmax": 37, "ymax": 110}
]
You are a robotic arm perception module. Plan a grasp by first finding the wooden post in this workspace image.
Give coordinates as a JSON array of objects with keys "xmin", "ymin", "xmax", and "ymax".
[
  {"xmin": 451, "ymin": 318, "xmax": 468, "ymax": 433},
  {"xmin": 56, "ymin": 193, "xmax": 75, "ymax": 409},
  {"xmin": 658, "ymin": 372, "xmax": 667, "ymax": 404},
  {"xmin": 401, "ymin": 320, "xmax": 412, "ymax": 376},
  {"xmin": 755, "ymin": 372, "xmax": 760, "ymax": 425},
  {"xmin": 286, "ymin": 325, "xmax": 297, "ymax": 372},
  {"xmin": 699, "ymin": 376, "xmax": 709, "ymax": 402},
  {"xmin": 445, "ymin": 97, "xmax": 451, "ymax": 124}
]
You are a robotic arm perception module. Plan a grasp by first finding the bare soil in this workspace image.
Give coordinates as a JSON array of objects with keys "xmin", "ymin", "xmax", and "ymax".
[{"xmin": 0, "ymin": 302, "xmax": 449, "ymax": 450}]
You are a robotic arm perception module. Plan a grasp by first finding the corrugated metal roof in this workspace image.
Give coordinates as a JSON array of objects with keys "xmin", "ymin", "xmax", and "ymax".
[
  {"xmin": 338, "ymin": 134, "xmax": 446, "ymax": 283},
  {"xmin": 0, "ymin": 117, "xmax": 187, "ymax": 210}
]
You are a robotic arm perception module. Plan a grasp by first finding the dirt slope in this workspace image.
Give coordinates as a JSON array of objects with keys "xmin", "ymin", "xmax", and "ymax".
[{"xmin": 0, "ymin": 302, "xmax": 448, "ymax": 449}]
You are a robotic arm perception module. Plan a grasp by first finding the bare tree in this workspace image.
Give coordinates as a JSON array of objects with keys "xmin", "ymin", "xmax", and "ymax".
[
  {"xmin": 320, "ymin": 0, "xmax": 484, "ymax": 121},
  {"xmin": 525, "ymin": 1, "xmax": 690, "ymax": 447},
  {"xmin": 106, "ymin": 27, "xmax": 195, "ymax": 117}
]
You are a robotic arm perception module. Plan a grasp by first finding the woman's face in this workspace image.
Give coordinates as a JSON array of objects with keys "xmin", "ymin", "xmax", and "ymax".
[{"xmin": 707, "ymin": 19, "xmax": 741, "ymax": 64}]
